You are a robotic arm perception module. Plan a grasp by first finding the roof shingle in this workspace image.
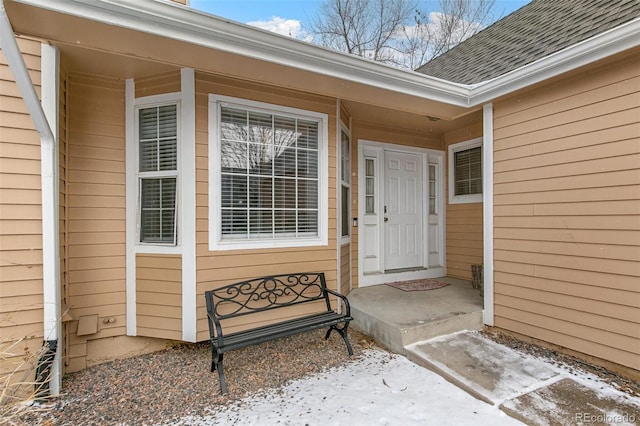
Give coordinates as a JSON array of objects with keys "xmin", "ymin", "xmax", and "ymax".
[{"xmin": 416, "ymin": 0, "xmax": 640, "ymax": 84}]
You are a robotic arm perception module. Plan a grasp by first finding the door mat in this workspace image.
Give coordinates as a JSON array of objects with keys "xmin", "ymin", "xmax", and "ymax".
[{"xmin": 386, "ymin": 279, "xmax": 449, "ymax": 292}]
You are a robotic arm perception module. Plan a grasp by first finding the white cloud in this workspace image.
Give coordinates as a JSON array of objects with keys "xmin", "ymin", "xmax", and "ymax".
[
  {"xmin": 246, "ymin": 16, "xmax": 309, "ymax": 40},
  {"xmin": 402, "ymin": 11, "xmax": 483, "ymax": 48}
]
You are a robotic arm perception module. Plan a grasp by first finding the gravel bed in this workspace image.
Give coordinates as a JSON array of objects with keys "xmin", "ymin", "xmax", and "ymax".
[
  {"xmin": 15, "ymin": 329, "xmax": 375, "ymax": 426},
  {"xmin": 481, "ymin": 328, "xmax": 640, "ymax": 397},
  {"xmin": 14, "ymin": 328, "xmax": 638, "ymax": 425}
]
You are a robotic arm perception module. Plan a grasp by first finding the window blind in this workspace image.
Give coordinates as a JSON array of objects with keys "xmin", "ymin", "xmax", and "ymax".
[
  {"xmin": 454, "ymin": 146, "xmax": 482, "ymax": 196},
  {"xmin": 220, "ymin": 106, "xmax": 319, "ymax": 240},
  {"xmin": 138, "ymin": 105, "xmax": 178, "ymax": 244}
]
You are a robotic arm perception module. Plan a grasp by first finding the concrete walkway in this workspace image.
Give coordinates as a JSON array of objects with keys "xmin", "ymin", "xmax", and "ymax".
[
  {"xmin": 405, "ymin": 331, "xmax": 640, "ymax": 426},
  {"xmin": 349, "ymin": 277, "xmax": 483, "ymax": 353}
]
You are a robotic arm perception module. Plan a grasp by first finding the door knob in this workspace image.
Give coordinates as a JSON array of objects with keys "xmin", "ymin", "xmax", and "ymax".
[{"xmin": 384, "ymin": 217, "xmax": 389, "ymax": 222}]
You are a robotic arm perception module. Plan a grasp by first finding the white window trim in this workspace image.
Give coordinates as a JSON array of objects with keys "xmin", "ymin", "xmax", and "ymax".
[
  {"xmin": 133, "ymin": 93, "xmax": 182, "ymax": 252},
  {"xmin": 339, "ymin": 121, "xmax": 351, "ymax": 244},
  {"xmin": 448, "ymin": 137, "xmax": 483, "ymax": 204},
  {"xmin": 208, "ymin": 94, "xmax": 329, "ymax": 251},
  {"xmin": 137, "ymin": 114, "xmax": 180, "ymax": 246}
]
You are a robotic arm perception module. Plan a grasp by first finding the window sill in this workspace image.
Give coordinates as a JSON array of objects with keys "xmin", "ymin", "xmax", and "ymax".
[
  {"xmin": 449, "ymin": 193, "xmax": 483, "ymax": 204},
  {"xmin": 210, "ymin": 237, "xmax": 327, "ymax": 251},
  {"xmin": 135, "ymin": 244, "xmax": 182, "ymax": 255}
]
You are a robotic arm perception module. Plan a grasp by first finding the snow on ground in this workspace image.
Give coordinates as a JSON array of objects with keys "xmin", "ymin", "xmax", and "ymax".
[{"xmin": 174, "ymin": 348, "xmax": 523, "ymax": 426}]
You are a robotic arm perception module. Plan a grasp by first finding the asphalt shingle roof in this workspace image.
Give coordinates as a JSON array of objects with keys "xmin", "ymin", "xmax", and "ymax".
[{"xmin": 416, "ymin": 0, "xmax": 640, "ymax": 84}]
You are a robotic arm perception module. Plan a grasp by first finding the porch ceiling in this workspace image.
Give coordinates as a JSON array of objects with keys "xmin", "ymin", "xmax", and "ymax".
[
  {"xmin": 55, "ymin": 42, "xmax": 481, "ymax": 134},
  {"xmin": 343, "ymin": 100, "xmax": 482, "ymax": 135},
  {"xmin": 5, "ymin": 0, "xmax": 476, "ymax": 121}
]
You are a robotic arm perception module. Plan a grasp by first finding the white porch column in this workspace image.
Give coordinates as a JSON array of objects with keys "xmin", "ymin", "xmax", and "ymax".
[{"xmin": 482, "ymin": 103, "xmax": 494, "ymax": 326}]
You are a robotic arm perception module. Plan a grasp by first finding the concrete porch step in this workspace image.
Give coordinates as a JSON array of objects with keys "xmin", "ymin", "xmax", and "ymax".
[{"xmin": 348, "ymin": 277, "xmax": 484, "ymax": 354}]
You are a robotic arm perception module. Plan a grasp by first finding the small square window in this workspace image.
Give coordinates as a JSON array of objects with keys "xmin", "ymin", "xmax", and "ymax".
[{"xmin": 448, "ymin": 138, "xmax": 482, "ymax": 204}]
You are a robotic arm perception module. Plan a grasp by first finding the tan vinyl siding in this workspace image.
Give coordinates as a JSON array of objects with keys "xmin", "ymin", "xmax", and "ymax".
[
  {"xmin": 340, "ymin": 243, "xmax": 351, "ymax": 295},
  {"xmin": 195, "ymin": 73, "xmax": 339, "ymax": 341},
  {"xmin": 135, "ymin": 70, "xmax": 181, "ymax": 98},
  {"xmin": 0, "ymin": 37, "xmax": 44, "ymax": 382},
  {"xmin": 136, "ymin": 254, "xmax": 182, "ymax": 340},
  {"xmin": 352, "ymin": 120, "xmax": 443, "ymax": 151},
  {"xmin": 445, "ymin": 122, "xmax": 483, "ymax": 280},
  {"xmin": 492, "ymin": 53, "xmax": 640, "ymax": 371},
  {"xmin": 66, "ymin": 73, "xmax": 126, "ymax": 372}
]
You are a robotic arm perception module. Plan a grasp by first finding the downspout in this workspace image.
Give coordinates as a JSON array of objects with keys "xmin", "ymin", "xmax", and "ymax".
[{"xmin": 0, "ymin": 0, "xmax": 61, "ymax": 397}]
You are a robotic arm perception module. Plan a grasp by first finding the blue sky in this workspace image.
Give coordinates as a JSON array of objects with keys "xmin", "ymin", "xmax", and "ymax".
[{"xmin": 190, "ymin": 0, "xmax": 531, "ymax": 38}]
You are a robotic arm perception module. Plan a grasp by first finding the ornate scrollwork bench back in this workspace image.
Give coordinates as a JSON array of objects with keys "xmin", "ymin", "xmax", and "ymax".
[{"xmin": 210, "ymin": 273, "xmax": 331, "ymax": 320}]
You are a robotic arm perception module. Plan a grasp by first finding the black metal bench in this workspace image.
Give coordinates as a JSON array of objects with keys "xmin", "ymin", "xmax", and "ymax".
[{"xmin": 204, "ymin": 272, "xmax": 353, "ymax": 394}]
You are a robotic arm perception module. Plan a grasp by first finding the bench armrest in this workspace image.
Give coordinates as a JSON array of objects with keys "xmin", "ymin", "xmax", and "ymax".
[
  {"xmin": 324, "ymin": 288, "xmax": 351, "ymax": 317},
  {"xmin": 206, "ymin": 311, "xmax": 225, "ymax": 347}
]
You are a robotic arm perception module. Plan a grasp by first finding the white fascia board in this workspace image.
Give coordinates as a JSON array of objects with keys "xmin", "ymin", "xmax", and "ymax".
[
  {"xmin": 469, "ymin": 17, "xmax": 640, "ymax": 106},
  {"xmin": 11, "ymin": 0, "xmax": 471, "ymax": 106}
]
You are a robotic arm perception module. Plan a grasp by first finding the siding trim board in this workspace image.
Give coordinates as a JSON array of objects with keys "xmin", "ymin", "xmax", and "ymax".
[
  {"xmin": 482, "ymin": 103, "xmax": 494, "ymax": 326},
  {"xmin": 180, "ymin": 68, "xmax": 196, "ymax": 342},
  {"xmin": 125, "ymin": 78, "xmax": 136, "ymax": 336}
]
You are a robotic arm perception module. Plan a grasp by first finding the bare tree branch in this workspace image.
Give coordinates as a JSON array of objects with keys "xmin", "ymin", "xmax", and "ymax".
[{"xmin": 307, "ymin": 0, "xmax": 498, "ymax": 70}]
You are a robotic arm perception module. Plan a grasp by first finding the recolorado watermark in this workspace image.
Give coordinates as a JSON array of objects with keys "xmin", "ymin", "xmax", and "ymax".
[{"xmin": 575, "ymin": 412, "xmax": 636, "ymax": 424}]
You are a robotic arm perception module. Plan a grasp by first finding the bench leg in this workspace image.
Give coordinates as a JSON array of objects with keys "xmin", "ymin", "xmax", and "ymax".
[
  {"xmin": 210, "ymin": 345, "xmax": 229, "ymax": 394},
  {"xmin": 217, "ymin": 357, "xmax": 228, "ymax": 395},
  {"xmin": 325, "ymin": 322, "xmax": 354, "ymax": 356}
]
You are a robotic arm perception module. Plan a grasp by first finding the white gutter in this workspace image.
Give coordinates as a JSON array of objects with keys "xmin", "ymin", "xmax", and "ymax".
[
  {"xmin": 468, "ymin": 17, "xmax": 640, "ymax": 106},
  {"xmin": 0, "ymin": 0, "xmax": 61, "ymax": 395}
]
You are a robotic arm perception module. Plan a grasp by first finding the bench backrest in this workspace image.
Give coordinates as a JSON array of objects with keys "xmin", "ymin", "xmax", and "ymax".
[{"xmin": 205, "ymin": 272, "xmax": 331, "ymax": 320}]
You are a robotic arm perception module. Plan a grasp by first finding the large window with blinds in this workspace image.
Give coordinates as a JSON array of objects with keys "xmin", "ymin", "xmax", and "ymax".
[
  {"xmin": 448, "ymin": 137, "xmax": 482, "ymax": 204},
  {"xmin": 209, "ymin": 95, "xmax": 328, "ymax": 249},
  {"xmin": 137, "ymin": 104, "xmax": 178, "ymax": 244}
]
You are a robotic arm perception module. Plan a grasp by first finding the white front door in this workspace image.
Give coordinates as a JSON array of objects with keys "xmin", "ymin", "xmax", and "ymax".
[
  {"xmin": 384, "ymin": 151, "xmax": 423, "ymax": 270},
  {"xmin": 358, "ymin": 140, "xmax": 445, "ymax": 287}
]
